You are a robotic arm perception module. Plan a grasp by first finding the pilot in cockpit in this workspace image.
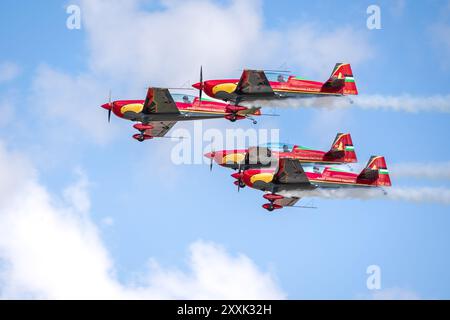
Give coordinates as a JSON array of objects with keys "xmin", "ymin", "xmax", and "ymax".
[
  {"xmin": 277, "ymin": 74, "xmax": 286, "ymax": 82},
  {"xmin": 182, "ymin": 95, "xmax": 190, "ymax": 104}
]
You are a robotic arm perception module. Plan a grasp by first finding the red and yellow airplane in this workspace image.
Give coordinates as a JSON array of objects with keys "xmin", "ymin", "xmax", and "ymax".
[
  {"xmin": 101, "ymin": 87, "xmax": 261, "ymax": 141},
  {"xmin": 192, "ymin": 63, "xmax": 357, "ymax": 105},
  {"xmin": 239, "ymin": 156, "xmax": 391, "ymax": 211},
  {"xmin": 205, "ymin": 133, "xmax": 356, "ymax": 172}
]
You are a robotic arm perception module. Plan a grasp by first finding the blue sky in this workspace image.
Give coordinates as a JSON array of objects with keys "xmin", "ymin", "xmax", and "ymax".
[{"xmin": 0, "ymin": 0, "xmax": 450, "ymax": 299}]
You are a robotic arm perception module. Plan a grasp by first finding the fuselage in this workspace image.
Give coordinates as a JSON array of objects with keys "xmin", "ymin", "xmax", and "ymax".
[
  {"xmin": 242, "ymin": 165, "xmax": 385, "ymax": 193},
  {"xmin": 205, "ymin": 143, "xmax": 357, "ymax": 170},
  {"xmin": 101, "ymin": 95, "xmax": 261, "ymax": 122},
  {"xmin": 193, "ymin": 74, "xmax": 357, "ymax": 102}
]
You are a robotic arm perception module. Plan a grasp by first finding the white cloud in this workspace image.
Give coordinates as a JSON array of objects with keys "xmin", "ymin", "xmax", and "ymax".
[
  {"xmin": 63, "ymin": 168, "xmax": 91, "ymax": 215},
  {"xmin": 0, "ymin": 62, "xmax": 21, "ymax": 83},
  {"xmin": 283, "ymin": 25, "xmax": 373, "ymax": 79},
  {"xmin": 135, "ymin": 241, "xmax": 285, "ymax": 299},
  {"xmin": 80, "ymin": 0, "xmax": 372, "ymax": 83},
  {"xmin": 30, "ymin": 65, "xmax": 118, "ymax": 144},
  {"xmin": 81, "ymin": 0, "xmax": 271, "ymax": 85},
  {"xmin": 0, "ymin": 141, "xmax": 284, "ymax": 299},
  {"xmin": 28, "ymin": 0, "xmax": 373, "ymax": 143}
]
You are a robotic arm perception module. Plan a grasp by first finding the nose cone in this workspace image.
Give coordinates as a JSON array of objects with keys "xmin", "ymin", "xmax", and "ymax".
[
  {"xmin": 192, "ymin": 82, "xmax": 201, "ymax": 90},
  {"xmin": 101, "ymin": 102, "xmax": 112, "ymax": 110},
  {"xmin": 204, "ymin": 152, "xmax": 215, "ymax": 159},
  {"xmin": 204, "ymin": 151, "xmax": 225, "ymax": 166},
  {"xmin": 231, "ymin": 172, "xmax": 243, "ymax": 180}
]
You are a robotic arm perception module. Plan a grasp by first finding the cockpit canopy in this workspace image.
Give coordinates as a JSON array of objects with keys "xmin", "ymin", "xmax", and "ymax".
[
  {"xmin": 302, "ymin": 165, "xmax": 326, "ymax": 174},
  {"xmin": 265, "ymin": 71, "xmax": 291, "ymax": 83},
  {"xmin": 171, "ymin": 93, "xmax": 196, "ymax": 104},
  {"xmin": 258, "ymin": 142, "xmax": 294, "ymax": 153}
]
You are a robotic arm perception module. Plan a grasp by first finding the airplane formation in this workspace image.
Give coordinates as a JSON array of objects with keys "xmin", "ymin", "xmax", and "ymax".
[{"xmin": 101, "ymin": 63, "xmax": 391, "ymax": 211}]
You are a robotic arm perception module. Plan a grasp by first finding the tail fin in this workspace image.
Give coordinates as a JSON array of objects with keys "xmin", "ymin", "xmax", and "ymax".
[
  {"xmin": 357, "ymin": 156, "xmax": 391, "ymax": 186},
  {"xmin": 324, "ymin": 63, "xmax": 358, "ymax": 95},
  {"xmin": 326, "ymin": 133, "xmax": 357, "ymax": 163}
]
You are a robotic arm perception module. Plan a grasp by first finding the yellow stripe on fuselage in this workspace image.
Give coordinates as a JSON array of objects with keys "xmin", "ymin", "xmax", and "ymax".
[
  {"xmin": 121, "ymin": 103, "xmax": 144, "ymax": 114},
  {"xmin": 250, "ymin": 173, "xmax": 274, "ymax": 184},
  {"xmin": 222, "ymin": 153, "xmax": 245, "ymax": 164},
  {"xmin": 212, "ymin": 83, "xmax": 238, "ymax": 95}
]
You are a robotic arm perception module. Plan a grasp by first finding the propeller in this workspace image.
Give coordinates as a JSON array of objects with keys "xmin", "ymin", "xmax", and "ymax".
[
  {"xmin": 107, "ymin": 90, "xmax": 112, "ymax": 123},
  {"xmin": 236, "ymin": 163, "xmax": 242, "ymax": 192},
  {"xmin": 199, "ymin": 65, "xmax": 203, "ymax": 102},
  {"xmin": 209, "ymin": 137, "xmax": 215, "ymax": 172}
]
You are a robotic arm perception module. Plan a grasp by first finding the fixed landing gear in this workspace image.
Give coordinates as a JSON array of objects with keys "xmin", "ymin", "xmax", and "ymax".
[
  {"xmin": 262, "ymin": 203, "xmax": 282, "ymax": 212},
  {"xmin": 132, "ymin": 133, "xmax": 153, "ymax": 142},
  {"xmin": 225, "ymin": 114, "xmax": 257, "ymax": 124},
  {"xmin": 132, "ymin": 123, "xmax": 153, "ymax": 142},
  {"xmin": 225, "ymin": 114, "xmax": 245, "ymax": 122},
  {"xmin": 248, "ymin": 118, "xmax": 257, "ymax": 125},
  {"xmin": 262, "ymin": 193, "xmax": 284, "ymax": 212}
]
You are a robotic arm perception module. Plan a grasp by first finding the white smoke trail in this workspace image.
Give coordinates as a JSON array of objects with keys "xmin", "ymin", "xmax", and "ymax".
[
  {"xmin": 391, "ymin": 162, "xmax": 450, "ymax": 180},
  {"xmin": 247, "ymin": 94, "xmax": 450, "ymax": 113},
  {"xmin": 387, "ymin": 187, "xmax": 450, "ymax": 205},
  {"xmin": 280, "ymin": 187, "xmax": 450, "ymax": 205},
  {"xmin": 353, "ymin": 95, "xmax": 450, "ymax": 113}
]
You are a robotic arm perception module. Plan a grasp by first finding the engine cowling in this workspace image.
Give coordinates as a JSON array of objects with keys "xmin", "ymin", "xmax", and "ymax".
[{"xmin": 231, "ymin": 172, "xmax": 243, "ymax": 180}]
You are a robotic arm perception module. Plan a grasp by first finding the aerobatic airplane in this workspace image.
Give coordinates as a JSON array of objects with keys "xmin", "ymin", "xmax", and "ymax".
[
  {"xmin": 205, "ymin": 133, "xmax": 357, "ymax": 172},
  {"xmin": 239, "ymin": 156, "xmax": 391, "ymax": 211},
  {"xmin": 192, "ymin": 63, "xmax": 357, "ymax": 105},
  {"xmin": 101, "ymin": 87, "xmax": 261, "ymax": 141}
]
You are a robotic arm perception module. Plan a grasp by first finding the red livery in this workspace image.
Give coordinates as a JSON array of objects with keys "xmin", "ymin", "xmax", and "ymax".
[
  {"xmin": 204, "ymin": 133, "xmax": 357, "ymax": 172},
  {"xmin": 101, "ymin": 87, "xmax": 261, "ymax": 141},
  {"xmin": 193, "ymin": 63, "xmax": 357, "ymax": 105},
  {"xmin": 239, "ymin": 156, "xmax": 391, "ymax": 211}
]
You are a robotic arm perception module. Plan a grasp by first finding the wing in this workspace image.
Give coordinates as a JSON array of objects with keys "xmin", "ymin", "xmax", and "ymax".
[
  {"xmin": 142, "ymin": 88, "xmax": 180, "ymax": 114},
  {"xmin": 236, "ymin": 70, "xmax": 274, "ymax": 95},
  {"xmin": 144, "ymin": 121, "xmax": 177, "ymax": 138},
  {"xmin": 274, "ymin": 158, "xmax": 311, "ymax": 185},
  {"xmin": 274, "ymin": 196, "xmax": 301, "ymax": 207}
]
